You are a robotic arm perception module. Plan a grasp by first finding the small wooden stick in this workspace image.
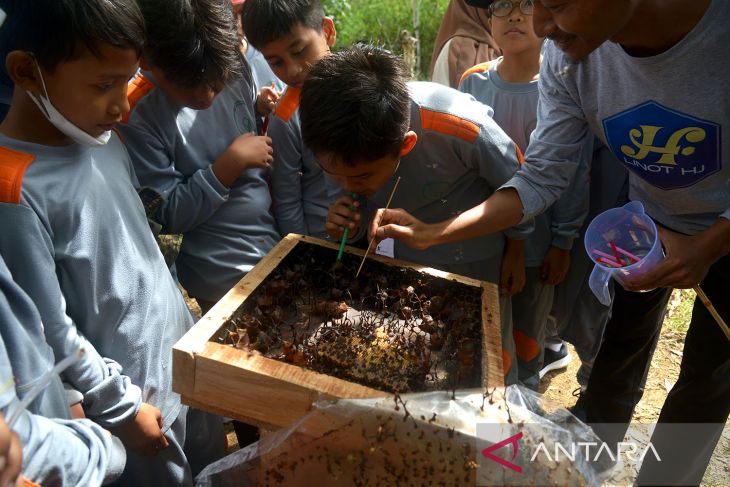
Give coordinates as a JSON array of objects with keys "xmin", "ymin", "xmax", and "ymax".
[
  {"xmin": 355, "ymin": 176, "xmax": 401, "ymax": 278},
  {"xmin": 693, "ymin": 285, "xmax": 730, "ymax": 342}
]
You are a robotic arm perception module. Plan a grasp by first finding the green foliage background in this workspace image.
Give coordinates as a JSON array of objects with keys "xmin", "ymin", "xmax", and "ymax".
[{"xmin": 321, "ymin": 0, "xmax": 450, "ymax": 80}]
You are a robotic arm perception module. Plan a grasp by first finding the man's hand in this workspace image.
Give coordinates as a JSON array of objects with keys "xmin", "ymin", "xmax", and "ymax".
[
  {"xmin": 325, "ymin": 195, "xmax": 360, "ymax": 240},
  {"xmin": 110, "ymin": 403, "xmax": 169, "ymax": 457},
  {"xmin": 541, "ymin": 246, "xmax": 571, "ymax": 286},
  {"xmin": 0, "ymin": 412, "xmax": 22, "ymax": 487},
  {"xmin": 500, "ymin": 239, "xmax": 526, "ymax": 297},
  {"xmin": 624, "ymin": 220, "xmax": 730, "ymax": 290},
  {"xmin": 368, "ymin": 208, "xmax": 438, "ymax": 250}
]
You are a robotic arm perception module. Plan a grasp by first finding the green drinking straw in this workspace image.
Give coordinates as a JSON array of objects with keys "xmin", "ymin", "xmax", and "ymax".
[
  {"xmin": 336, "ymin": 226, "xmax": 349, "ymax": 261},
  {"xmin": 336, "ymin": 193, "xmax": 358, "ymax": 261}
]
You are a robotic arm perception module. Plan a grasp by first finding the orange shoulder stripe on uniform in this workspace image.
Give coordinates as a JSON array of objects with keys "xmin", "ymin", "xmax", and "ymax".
[
  {"xmin": 419, "ymin": 108, "xmax": 480, "ymax": 144},
  {"xmin": 23, "ymin": 478, "xmax": 41, "ymax": 487},
  {"xmin": 274, "ymin": 87, "xmax": 301, "ymax": 123},
  {"xmin": 0, "ymin": 147, "xmax": 35, "ymax": 204},
  {"xmin": 515, "ymin": 144, "xmax": 525, "ymax": 166},
  {"xmin": 459, "ymin": 61, "xmax": 495, "ymax": 86},
  {"xmin": 122, "ymin": 74, "xmax": 156, "ymax": 123}
]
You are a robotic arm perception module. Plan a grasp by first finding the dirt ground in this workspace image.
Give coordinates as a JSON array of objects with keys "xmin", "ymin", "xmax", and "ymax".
[{"xmin": 538, "ymin": 289, "xmax": 729, "ymax": 486}]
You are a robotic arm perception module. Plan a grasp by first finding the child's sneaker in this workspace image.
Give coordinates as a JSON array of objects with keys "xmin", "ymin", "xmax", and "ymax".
[{"xmin": 539, "ymin": 342, "xmax": 572, "ymax": 378}]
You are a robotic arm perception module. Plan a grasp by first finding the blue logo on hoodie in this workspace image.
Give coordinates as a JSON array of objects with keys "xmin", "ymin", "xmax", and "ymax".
[{"xmin": 603, "ymin": 101, "xmax": 721, "ymax": 190}]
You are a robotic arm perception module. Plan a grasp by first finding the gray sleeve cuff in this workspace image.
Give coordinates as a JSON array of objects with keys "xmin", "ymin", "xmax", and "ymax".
[
  {"xmin": 200, "ymin": 165, "xmax": 230, "ymax": 200},
  {"xmin": 551, "ymin": 234, "xmax": 576, "ymax": 251},
  {"xmin": 504, "ymin": 215, "xmax": 534, "ymax": 240},
  {"xmin": 63, "ymin": 383, "xmax": 84, "ymax": 407},
  {"xmin": 501, "ymin": 177, "xmax": 552, "ymax": 224},
  {"xmin": 103, "ymin": 435, "xmax": 128, "ymax": 485},
  {"xmin": 721, "ymin": 211, "xmax": 730, "ymax": 222},
  {"xmin": 83, "ymin": 361, "xmax": 142, "ymax": 429}
]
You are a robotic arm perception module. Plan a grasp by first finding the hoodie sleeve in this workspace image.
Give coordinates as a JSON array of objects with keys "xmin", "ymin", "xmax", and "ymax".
[
  {"xmin": 0, "ymin": 203, "xmax": 141, "ymax": 429},
  {"xmin": 118, "ymin": 112, "xmax": 231, "ymax": 235},
  {"xmin": 501, "ymin": 42, "xmax": 592, "ymax": 223},
  {"xmin": 0, "ymin": 331, "xmax": 126, "ymax": 486},
  {"xmin": 549, "ymin": 136, "xmax": 593, "ymax": 250}
]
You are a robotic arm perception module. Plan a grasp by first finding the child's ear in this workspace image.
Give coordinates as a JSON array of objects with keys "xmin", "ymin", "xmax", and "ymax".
[
  {"xmin": 323, "ymin": 17, "xmax": 337, "ymax": 48},
  {"xmin": 5, "ymin": 51, "xmax": 41, "ymax": 92},
  {"xmin": 400, "ymin": 131, "xmax": 418, "ymax": 157}
]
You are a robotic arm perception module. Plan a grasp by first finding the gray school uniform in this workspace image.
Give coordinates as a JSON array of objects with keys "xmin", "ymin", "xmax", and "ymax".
[
  {"xmin": 268, "ymin": 87, "xmax": 342, "ymax": 239},
  {"xmin": 119, "ymin": 63, "xmax": 280, "ymax": 303},
  {"xmin": 0, "ymin": 133, "xmax": 220, "ymax": 486},
  {"xmin": 505, "ymin": 36, "xmax": 730, "ymax": 235},
  {"xmin": 357, "ymin": 81, "xmax": 532, "ymax": 384},
  {"xmin": 0, "ymin": 254, "xmax": 126, "ymax": 485},
  {"xmin": 459, "ymin": 59, "xmax": 590, "ymax": 389}
]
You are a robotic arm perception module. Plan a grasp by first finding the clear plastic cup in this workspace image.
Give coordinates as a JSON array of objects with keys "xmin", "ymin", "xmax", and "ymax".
[{"xmin": 584, "ymin": 201, "xmax": 664, "ymax": 306}]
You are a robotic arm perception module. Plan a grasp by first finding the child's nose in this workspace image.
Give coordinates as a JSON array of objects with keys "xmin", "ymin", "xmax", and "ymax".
[
  {"xmin": 287, "ymin": 62, "xmax": 302, "ymax": 79},
  {"xmin": 110, "ymin": 86, "xmax": 130, "ymax": 116},
  {"xmin": 508, "ymin": 8, "xmax": 524, "ymax": 21}
]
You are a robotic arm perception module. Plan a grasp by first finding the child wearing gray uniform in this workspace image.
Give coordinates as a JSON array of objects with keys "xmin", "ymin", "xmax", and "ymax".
[
  {"xmin": 458, "ymin": 0, "xmax": 590, "ymax": 389},
  {"xmin": 0, "ymin": 0, "xmax": 222, "ymax": 484},
  {"xmin": 301, "ymin": 45, "xmax": 532, "ymax": 385},
  {"xmin": 242, "ymin": 0, "xmax": 342, "ymax": 239},
  {"xmin": 120, "ymin": 0, "xmax": 280, "ymax": 313},
  {"xmin": 0, "ymin": 254, "xmax": 126, "ymax": 486}
]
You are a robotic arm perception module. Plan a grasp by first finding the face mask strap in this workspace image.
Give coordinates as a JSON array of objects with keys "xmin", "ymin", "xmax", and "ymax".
[
  {"xmin": 23, "ymin": 52, "xmax": 112, "ymax": 147},
  {"xmin": 25, "ymin": 52, "xmax": 53, "ymax": 116}
]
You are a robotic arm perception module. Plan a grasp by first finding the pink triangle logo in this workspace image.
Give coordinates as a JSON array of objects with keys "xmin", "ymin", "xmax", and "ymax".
[{"xmin": 481, "ymin": 432, "xmax": 524, "ymax": 473}]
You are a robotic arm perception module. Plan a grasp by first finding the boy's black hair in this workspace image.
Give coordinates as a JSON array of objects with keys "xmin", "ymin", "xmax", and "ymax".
[
  {"xmin": 300, "ymin": 44, "xmax": 411, "ymax": 166},
  {"xmin": 0, "ymin": 0, "xmax": 145, "ymax": 80},
  {"xmin": 137, "ymin": 0, "xmax": 241, "ymax": 87},
  {"xmin": 242, "ymin": 0, "xmax": 325, "ymax": 51}
]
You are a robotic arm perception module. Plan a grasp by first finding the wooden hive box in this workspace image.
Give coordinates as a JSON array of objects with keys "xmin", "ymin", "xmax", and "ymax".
[{"xmin": 172, "ymin": 234, "xmax": 503, "ymax": 430}]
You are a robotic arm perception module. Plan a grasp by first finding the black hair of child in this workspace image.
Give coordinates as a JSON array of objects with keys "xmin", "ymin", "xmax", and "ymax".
[
  {"xmin": 300, "ymin": 44, "xmax": 411, "ymax": 166},
  {"xmin": 137, "ymin": 0, "xmax": 242, "ymax": 88},
  {"xmin": 242, "ymin": 0, "xmax": 325, "ymax": 51},
  {"xmin": 0, "ymin": 0, "xmax": 145, "ymax": 84}
]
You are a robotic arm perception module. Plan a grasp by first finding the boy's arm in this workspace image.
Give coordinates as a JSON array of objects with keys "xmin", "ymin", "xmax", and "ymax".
[
  {"xmin": 0, "ymin": 340, "xmax": 126, "ymax": 486},
  {"xmin": 269, "ymin": 115, "xmax": 307, "ymax": 236},
  {"xmin": 118, "ymin": 115, "xmax": 230, "ymax": 235},
  {"xmin": 0, "ymin": 204, "xmax": 142, "ymax": 429}
]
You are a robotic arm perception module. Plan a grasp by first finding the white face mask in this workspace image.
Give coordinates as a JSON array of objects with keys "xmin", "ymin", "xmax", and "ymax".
[{"xmin": 26, "ymin": 60, "xmax": 112, "ymax": 146}]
